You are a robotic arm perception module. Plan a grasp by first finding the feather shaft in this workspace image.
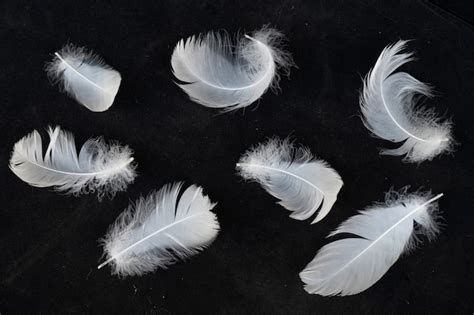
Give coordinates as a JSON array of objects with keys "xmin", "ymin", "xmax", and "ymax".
[
  {"xmin": 54, "ymin": 52, "xmax": 105, "ymax": 91},
  {"xmin": 378, "ymin": 79, "xmax": 447, "ymax": 143},
  {"xmin": 22, "ymin": 157, "xmax": 134, "ymax": 177},
  {"xmin": 236, "ymin": 162, "xmax": 324, "ymax": 194}
]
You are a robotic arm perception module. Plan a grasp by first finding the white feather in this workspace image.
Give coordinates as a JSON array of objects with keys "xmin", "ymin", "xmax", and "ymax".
[
  {"xmin": 98, "ymin": 182, "xmax": 220, "ymax": 277},
  {"xmin": 360, "ymin": 40, "xmax": 453, "ymax": 162},
  {"xmin": 300, "ymin": 189, "xmax": 443, "ymax": 296},
  {"xmin": 46, "ymin": 44, "xmax": 122, "ymax": 112},
  {"xmin": 171, "ymin": 26, "xmax": 294, "ymax": 111},
  {"xmin": 9, "ymin": 126, "xmax": 136, "ymax": 200},
  {"xmin": 236, "ymin": 137, "xmax": 343, "ymax": 224}
]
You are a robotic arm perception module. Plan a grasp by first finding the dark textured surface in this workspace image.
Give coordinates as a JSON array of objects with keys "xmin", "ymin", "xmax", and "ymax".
[{"xmin": 0, "ymin": 1, "xmax": 473, "ymax": 314}]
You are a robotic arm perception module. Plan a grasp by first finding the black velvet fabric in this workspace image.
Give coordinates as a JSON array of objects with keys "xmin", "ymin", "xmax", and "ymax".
[{"xmin": 0, "ymin": 1, "xmax": 473, "ymax": 314}]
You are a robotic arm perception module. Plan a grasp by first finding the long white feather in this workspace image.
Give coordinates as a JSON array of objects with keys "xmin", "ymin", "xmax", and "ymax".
[
  {"xmin": 360, "ymin": 40, "xmax": 453, "ymax": 162},
  {"xmin": 236, "ymin": 137, "xmax": 343, "ymax": 224},
  {"xmin": 9, "ymin": 126, "xmax": 136, "ymax": 200},
  {"xmin": 98, "ymin": 182, "xmax": 220, "ymax": 277},
  {"xmin": 300, "ymin": 189, "xmax": 443, "ymax": 296},
  {"xmin": 46, "ymin": 44, "xmax": 122, "ymax": 112},
  {"xmin": 171, "ymin": 26, "xmax": 294, "ymax": 111}
]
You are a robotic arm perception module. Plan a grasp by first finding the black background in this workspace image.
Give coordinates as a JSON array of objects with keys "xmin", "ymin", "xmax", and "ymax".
[{"xmin": 1, "ymin": 0, "xmax": 473, "ymax": 314}]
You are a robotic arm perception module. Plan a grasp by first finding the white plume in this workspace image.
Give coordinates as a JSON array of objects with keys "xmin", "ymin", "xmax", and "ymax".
[
  {"xmin": 236, "ymin": 137, "xmax": 343, "ymax": 224},
  {"xmin": 300, "ymin": 189, "xmax": 443, "ymax": 296},
  {"xmin": 98, "ymin": 182, "xmax": 220, "ymax": 277},
  {"xmin": 46, "ymin": 44, "xmax": 122, "ymax": 112},
  {"xmin": 9, "ymin": 126, "xmax": 136, "ymax": 200},
  {"xmin": 171, "ymin": 26, "xmax": 294, "ymax": 111},
  {"xmin": 360, "ymin": 40, "xmax": 453, "ymax": 162}
]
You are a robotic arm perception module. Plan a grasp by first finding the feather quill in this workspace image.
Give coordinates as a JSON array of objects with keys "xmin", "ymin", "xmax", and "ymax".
[
  {"xmin": 300, "ymin": 189, "xmax": 443, "ymax": 296},
  {"xmin": 98, "ymin": 182, "xmax": 219, "ymax": 277},
  {"xmin": 236, "ymin": 137, "xmax": 343, "ymax": 224},
  {"xmin": 360, "ymin": 40, "xmax": 453, "ymax": 162},
  {"xmin": 171, "ymin": 26, "xmax": 294, "ymax": 111},
  {"xmin": 9, "ymin": 126, "xmax": 136, "ymax": 200},
  {"xmin": 46, "ymin": 44, "xmax": 122, "ymax": 112}
]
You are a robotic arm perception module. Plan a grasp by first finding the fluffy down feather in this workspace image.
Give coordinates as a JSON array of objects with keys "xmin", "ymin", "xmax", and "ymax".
[
  {"xmin": 236, "ymin": 137, "xmax": 343, "ymax": 223},
  {"xmin": 300, "ymin": 189, "xmax": 442, "ymax": 296},
  {"xmin": 98, "ymin": 182, "xmax": 220, "ymax": 277},
  {"xmin": 9, "ymin": 126, "xmax": 136, "ymax": 200},
  {"xmin": 46, "ymin": 44, "xmax": 121, "ymax": 112},
  {"xmin": 171, "ymin": 26, "xmax": 294, "ymax": 111},
  {"xmin": 360, "ymin": 40, "xmax": 453, "ymax": 162}
]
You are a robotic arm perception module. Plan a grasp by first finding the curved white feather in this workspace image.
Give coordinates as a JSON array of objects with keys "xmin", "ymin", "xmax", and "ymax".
[
  {"xmin": 98, "ymin": 182, "xmax": 220, "ymax": 277},
  {"xmin": 9, "ymin": 126, "xmax": 136, "ymax": 200},
  {"xmin": 300, "ymin": 190, "xmax": 443, "ymax": 296},
  {"xmin": 171, "ymin": 26, "xmax": 294, "ymax": 111},
  {"xmin": 236, "ymin": 137, "xmax": 343, "ymax": 224},
  {"xmin": 46, "ymin": 44, "xmax": 122, "ymax": 112},
  {"xmin": 360, "ymin": 40, "xmax": 453, "ymax": 162}
]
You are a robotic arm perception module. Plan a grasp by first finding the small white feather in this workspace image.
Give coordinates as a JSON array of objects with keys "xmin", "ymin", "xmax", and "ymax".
[
  {"xmin": 98, "ymin": 182, "xmax": 220, "ymax": 277},
  {"xmin": 9, "ymin": 126, "xmax": 136, "ymax": 200},
  {"xmin": 300, "ymin": 189, "xmax": 443, "ymax": 296},
  {"xmin": 46, "ymin": 44, "xmax": 122, "ymax": 112},
  {"xmin": 236, "ymin": 137, "xmax": 343, "ymax": 224},
  {"xmin": 360, "ymin": 40, "xmax": 453, "ymax": 162},
  {"xmin": 171, "ymin": 26, "xmax": 294, "ymax": 111}
]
